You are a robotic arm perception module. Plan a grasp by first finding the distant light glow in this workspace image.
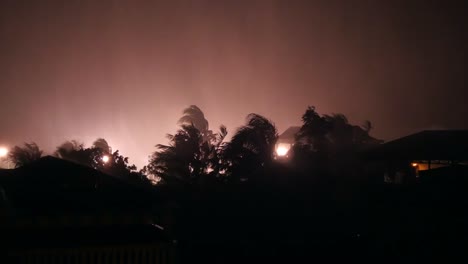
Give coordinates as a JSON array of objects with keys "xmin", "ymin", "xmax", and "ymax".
[
  {"xmin": 275, "ymin": 143, "xmax": 291, "ymax": 157},
  {"xmin": 0, "ymin": 147, "xmax": 8, "ymax": 158},
  {"xmin": 206, "ymin": 167, "xmax": 214, "ymax": 174},
  {"xmin": 102, "ymin": 155, "xmax": 110, "ymax": 163},
  {"xmin": 411, "ymin": 163, "xmax": 418, "ymax": 167}
]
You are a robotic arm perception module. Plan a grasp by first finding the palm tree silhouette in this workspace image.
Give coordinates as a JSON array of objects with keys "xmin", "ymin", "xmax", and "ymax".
[
  {"xmin": 149, "ymin": 124, "xmax": 205, "ymax": 184},
  {"xmin": 296, "ymin": 106, "xmax": 381, "ymax": 154},
  {"xmin": 222, "ymin": 113, "xmax": 278, "ymax": 180},
  {"xmin": 149, "ymin": 107, "xmax": 228, "ymax": 186},
  {"xmin": 178, "ymin": 105, "xmax": 209, "ymax": 131}
]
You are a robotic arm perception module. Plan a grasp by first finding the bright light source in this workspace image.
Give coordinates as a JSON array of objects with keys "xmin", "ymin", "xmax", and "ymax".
[
  {"xmin": 102, "ymin": 155, "xmax": 110, "ymax": 163},
  {"xmin": 276, "ymin": 146, "xmax": 289, "ymax": 156},
  {"xmin": 275, "ymin": 143, "xmax": 291, "ymax": 157},
  {"xmin": 412, "ymin": 163, "xmax": 418, "ymax": 167},
  {"xmin": 0, "ymin": 147, "xmax": 8, "ymax": 158},
  {"xmin": 206, "ymin": 167, "xmax": 214, "ymax": 174}
]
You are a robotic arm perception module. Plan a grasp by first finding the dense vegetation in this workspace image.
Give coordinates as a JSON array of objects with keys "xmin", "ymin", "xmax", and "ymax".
[{"xmin": 5, "ymin": 105, "xmax": 381, "ymax": 190}]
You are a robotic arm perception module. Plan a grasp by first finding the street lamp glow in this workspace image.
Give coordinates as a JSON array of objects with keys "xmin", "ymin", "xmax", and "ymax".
[
  {"xmin": 275, "ymin": 143, "xmax": 291, "ymax": 157},
  {"xmin": 276, "ymin": 146, "xmax": 289, "ymax": 156},
  {"xmin": 0, "ymin": 147, "xmax": 8, "ymax": 158},
  {"xmin": 102, "ymin": 155, "xmax": 110, "ymax": 163}
]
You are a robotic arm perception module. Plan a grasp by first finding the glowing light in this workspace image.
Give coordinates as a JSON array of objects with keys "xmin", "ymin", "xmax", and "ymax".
[
  {"xmin": 102, "ymin": 155, "xmax": 110, "ymax": 163},
  {"xmin": 275, "ymin": 143, "xmax": 291, "ymax": 157},
  {"xmin": 0, "ymin": 147, "xmax": 8, "ymax": 158},
  {"xmin": 412, "ymin": 163, "xmax": 418, "ymax": 167}
]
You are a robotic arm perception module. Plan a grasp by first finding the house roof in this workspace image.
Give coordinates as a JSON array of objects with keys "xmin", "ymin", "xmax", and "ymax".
[
  {"xmin": 365, "ymin": 130, "xmax": 468, "ymax": 161},
  {"xmin": 0, "ymin": 155, "xmax": 142, "ymax": 190},
  {"xmin": 0, "ymin": 156, "xmax": 158, "ymax": 212},
  {"xmin": 277, "ymin": 126, "xmax": 301, "ymax": 144}
]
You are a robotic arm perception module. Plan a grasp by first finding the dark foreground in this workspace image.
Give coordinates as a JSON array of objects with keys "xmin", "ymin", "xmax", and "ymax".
[
  {"xmin": 172, "ymin": 181, "xmax": 468, "ymax": 263},
  {"xmin": 2, "ymin": 170, "xmax": 468, "ymax": 263}
]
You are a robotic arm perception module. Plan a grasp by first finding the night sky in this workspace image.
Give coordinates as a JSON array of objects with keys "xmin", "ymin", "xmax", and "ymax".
[{"xmin": 1, "ymin": 0, "xmax": 467, "ymax": 167}]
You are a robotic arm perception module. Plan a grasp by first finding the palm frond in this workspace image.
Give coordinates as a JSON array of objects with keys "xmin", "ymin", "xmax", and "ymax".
[{"xmin": 178, "ymin": 105, "xmax": 209, "ymax": 133}]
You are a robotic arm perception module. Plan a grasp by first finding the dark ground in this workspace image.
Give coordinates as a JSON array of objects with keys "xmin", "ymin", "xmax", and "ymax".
[{"xmin": 173, "ymin": 179, "xmax": 468, "ymax": 263}]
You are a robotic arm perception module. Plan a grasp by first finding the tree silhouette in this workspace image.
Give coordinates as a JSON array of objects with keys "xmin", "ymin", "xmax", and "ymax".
[
  {"xmin": 178, "ymin": 105, "xmax": 209, "ymax": 133},
  {"xmin": 295, "ymin": 106, "xmax": 380, "ymax": 154},
  {"xmin": 100, "ymin": 149, "xmax": 148, "ymax": 184},
  {"xmin": 92, "ymin": 138, "xmax": 112, "ymax": 154},
  {"xmin": 55, "ymin": 139, "xmax": 113, "ymax": 169},
  {"xmin": 8, "ymin": 142, "xmax": 43, "ymax": 168},
  {"xmin": 292, "ymin": 106, "xmax": 383, "ymax": 202},
  {"xmin": 149, "ymin": 125, "xmax": 204, "ymax": 185},
  {"xmin": 149, "ymin": 106, "xmax": 227, "ymax": 186},
  {"xmin": 90, "ymin": 138, "xmax": 113, "ymax": 172},
  {"xmin": 222, "ymin": 113, "xmax": 278, "ymax": 180},
  {"xmin": 178, "ymin": 105, "xmax": 216, "ymax": 142},
  {"xmin": 295, "ymin": 106, "xmax": 332, "ymax": 152},
  {"xmin": 54, "ymin": 139, "xmax": 146, "ymax": 184},
  {"xmin": 204, "ymin": 125, "xmax": 228, "ymax": 177},
  {"xmin": 148, "ymin": 124, "xmax": 226, "ymax": 186},
  {"xmin": 54, "ymin": 140, "xmax": 95, "ymax": 167},
  {"xmin": 325, "ymin": 113, "xmax": 381, "ymax": 150}
]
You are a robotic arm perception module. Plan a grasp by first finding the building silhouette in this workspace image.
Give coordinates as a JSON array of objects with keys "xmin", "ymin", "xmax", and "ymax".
[{"xmin": 0, "ymin": 156, "xmax": 175, "ymax": 263}]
